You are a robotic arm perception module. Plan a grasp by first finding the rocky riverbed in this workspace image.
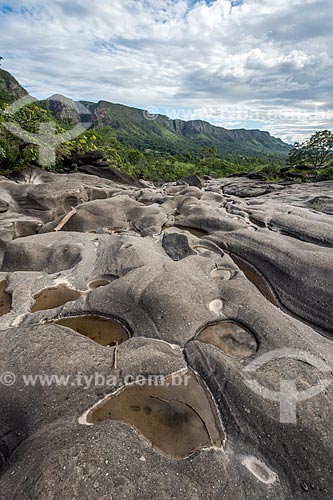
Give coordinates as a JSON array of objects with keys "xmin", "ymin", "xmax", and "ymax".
[{"xmin": 0, "ymin": 167, "xmax": 332, "ymax": 499}]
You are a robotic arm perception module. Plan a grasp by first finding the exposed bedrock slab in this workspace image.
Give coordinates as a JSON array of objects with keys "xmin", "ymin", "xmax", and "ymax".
[
  {"xmin": 82, "ymin": 369, "xmax": 224, "ymax": 458},
  {"xmin": 0, "ymin": 232, "xmax": 177, "ymax": 326},
  {"xmin": 230, "ymin": 253, "xmax": 278, "ymax": 305},
  {"xmin": 0, "ymin": 197, "xmax": 9, "ymax": 212},
  {"xmin": 173, "ymin": 194, "xmax": 247, "ymax": 233},
  {"xmin": 78, "ymin": 163, "xmax": 144, "ymax": 187},
  {"xmin": 1, "ymin": 232, "xmax": 85, "ymax": 274},
  {"xmin": 1, "ymin": 231, "xmax": 167, "ymax": 283},
  {"xmin": 0, "ymin": 320, "xmax": 330, "ymax": 498},
  {"xmin": 0, "ymin": 168, "xmax": 139, "ymax": 244},
  {"xmin": 0, "ymin": 418, "xmax": 295, "ymax": 500},
  {"xmin": 0, "ymin": 325, "xmax": 186, "ymax": 435},
  {"xmin": 306, "ymin": 195, "xmax": 333, "ymax": 215},
  {"xmin": 39, "ymin": 196, "xmax": 168, "ymax": 236},
  {"xmin": 235, "ymin": 201, "xmax": 333, "ymax": 247},
  {"xmin": 208, "ymin": 229, "xmax": 333, "ymax": 333},
  {"xmin": 49, "ymin": 256, "xmax": 233, "ymax": 345},
  {"xmin": 221, "ymin": 178, "xmax": 279, "ymax": 198},
  {"xmin": 0, "ymin": 177, "xmax": 121, "ymax": 223},
  {"xmin": 135, "ymin": 187, "xmax": 166, "ymax": 205},
  {"xmin": 0, "ymin": 324, "xmax": 298, "ymax": 499},
  {"xmin": 185, "ymin": 339, "xmax": 333, "ymax": 500},
  {"xmin": 0, "ymin": 173, "xmax": 333, "ymax": 499}
]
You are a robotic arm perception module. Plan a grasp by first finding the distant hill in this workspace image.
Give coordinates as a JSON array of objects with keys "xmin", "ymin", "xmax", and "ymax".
[
  {"xmin": 0, "ymin": 69, "xmax": 28, "ymax": 104},
  {"xmin": 80, "ymin": 100, "xmax": 290, "ymax": 159},
  {"xmin": 0, "ymin": 69, "xmax": 291, "ymax": 160}
]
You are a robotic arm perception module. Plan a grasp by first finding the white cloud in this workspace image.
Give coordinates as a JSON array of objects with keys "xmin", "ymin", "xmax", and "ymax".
[{"xmin": 0, "ymin": 0, "xmax": 332, "ymax": 142}]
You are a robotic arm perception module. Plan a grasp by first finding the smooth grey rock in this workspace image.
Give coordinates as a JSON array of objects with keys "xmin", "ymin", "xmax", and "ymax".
[{"xmin": 0, "ymin": 172, "xmax": 332, "ymax": 499}]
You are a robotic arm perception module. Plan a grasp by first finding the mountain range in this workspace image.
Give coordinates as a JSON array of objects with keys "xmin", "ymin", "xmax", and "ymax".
[{"xmin": 0, "ymin": 68, "xmax": 291, "ymax": 159}]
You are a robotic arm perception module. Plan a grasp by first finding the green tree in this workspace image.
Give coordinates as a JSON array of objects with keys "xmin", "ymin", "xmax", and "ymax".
[
  {"xmin": 127, "ymin": 148, "xmax": 144, "ymax": 166},
  {"xmin": 288, "ymin": 130, "xmax": 333, "ymax": 169},
  {"xmin": 0, "ymin": 102, "xmax": 55, "ymax": 172}
]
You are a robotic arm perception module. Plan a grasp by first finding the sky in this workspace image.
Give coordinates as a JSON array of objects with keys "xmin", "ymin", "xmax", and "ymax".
[{"xmin": 0, "ymin": 0, "xmax": 332, "ymax": 143}]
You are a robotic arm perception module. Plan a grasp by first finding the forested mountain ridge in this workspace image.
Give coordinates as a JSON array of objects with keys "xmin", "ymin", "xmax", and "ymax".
[
  {"xmin": 80, "ymin": 99, "xmax": 290, "ymax": 158},
  {"xmin": 0, "ymin": 68, "xmax": 290, "ymax": 161},
  {"xmin": 0, "ymin": 69, "xmax": 291, "ymax": 180}
]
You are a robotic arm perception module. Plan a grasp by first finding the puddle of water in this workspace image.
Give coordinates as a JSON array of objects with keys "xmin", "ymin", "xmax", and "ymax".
[
  {"xmin": 175, "ymin": 225, "xmax": 208, "ymax": 238},
  {"xmin": 83, "ymin": 370, "xmax": 224, "ymax": 459},
  {"xmin": 53, "ymin": 315, "xmax": 129, "ymax": 347},
  {"xmin": 210, "ymin": 268, "xmax": 232, "ymax": 280},
  {"xmin": 31, "ymin": 285, "xmax": 81, "ymax": 313},
  {"xmin": 88, "ymin": 279, "xmax": 110, "ymax": 290},
  {"xmin": 231, "ymin": 255, "xmax": 278, "ymax": 306},
  {"xmin": 197, "ymin": 321, "xmax": 258, "ymax": 358},
  {"xmin": 0, "ymin": 280, "xmax": 11, "ymax": 316}
]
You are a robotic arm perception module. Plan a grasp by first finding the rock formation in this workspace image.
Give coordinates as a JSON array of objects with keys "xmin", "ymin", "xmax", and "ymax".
[{"xmin": 0, "ymin": 168, "xmax": 332, "ymax": 499}]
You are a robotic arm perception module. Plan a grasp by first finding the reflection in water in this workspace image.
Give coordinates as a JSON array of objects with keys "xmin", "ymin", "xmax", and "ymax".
[
  {"xmin": 82, "ymin": 370, "xmax": 224, "ymax": 459},
  {"xmin": 231, "ymin": 254, "xmax": 278, "ymax": 306},
  {"xmin": 197, "ymin": 321, "xmax": 258, "ymax": 358},
  {"xmin": 174, "ymin": 225, "xmax": 208, "ymax": 238},
  {"xmin": 53, "ymin": 315, "xmax": 129, "ymax": 347},
  {"xmin": 88, "ymin": 279, "xmax": 110, "ymax": 290},
  {"xmin": 31, "ymin": 284, "xmax": 81, "ymax": 313},
  {"xmin": 0, "ymin": 280, "xmax": 11, "ymax": 316}
]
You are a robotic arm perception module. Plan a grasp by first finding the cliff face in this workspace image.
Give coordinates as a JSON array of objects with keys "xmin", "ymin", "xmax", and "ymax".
[
  {"xmin": 86, "ymin": 99, "xmax": 291, "ymax": 157},
  {"xmin": 0, "ymin": 69, "xmax": 28, "ymax": 104}
]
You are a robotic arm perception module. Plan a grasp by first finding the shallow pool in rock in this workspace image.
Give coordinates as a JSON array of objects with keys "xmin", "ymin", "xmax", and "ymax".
[
  {"xmin": 230, "ymin": 255, "xmax": 278, "ymax": 306},
  {"xmin": 81, "ymin": 370, "xmax": 224, "ymax": 459},
  {"xmin": 87, "ymin": 279, "xmax": 110, "ymax": 290},
  {"xmin": 31, "ymin": 284, "xmax": 81, "ymax": 313},
  {"xmin": 53, "ymin": 315, "xmax": 129, "ymax": 347},
  {"xmin": 197, "ymin": 321, "xmax": 258, "ymax": 358},
  {"xmin": 174, "ymin": 225, "xmax": 208, "ymax": 238},
  {"xmin": 0, "ymin": 280, "xmax": 11, "ymax": 317}
]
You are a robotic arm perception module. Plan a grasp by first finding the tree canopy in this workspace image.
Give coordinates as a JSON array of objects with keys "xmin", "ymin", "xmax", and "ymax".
[{"xmin": 288, "ymin": 130, "xmax": 333, "ymax": 169}]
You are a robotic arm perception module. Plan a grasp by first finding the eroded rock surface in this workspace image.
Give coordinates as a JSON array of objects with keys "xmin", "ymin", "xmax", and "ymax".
[{"xmin": 0, "ymin": 169, "xmax": 332, "ymax": 499}]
